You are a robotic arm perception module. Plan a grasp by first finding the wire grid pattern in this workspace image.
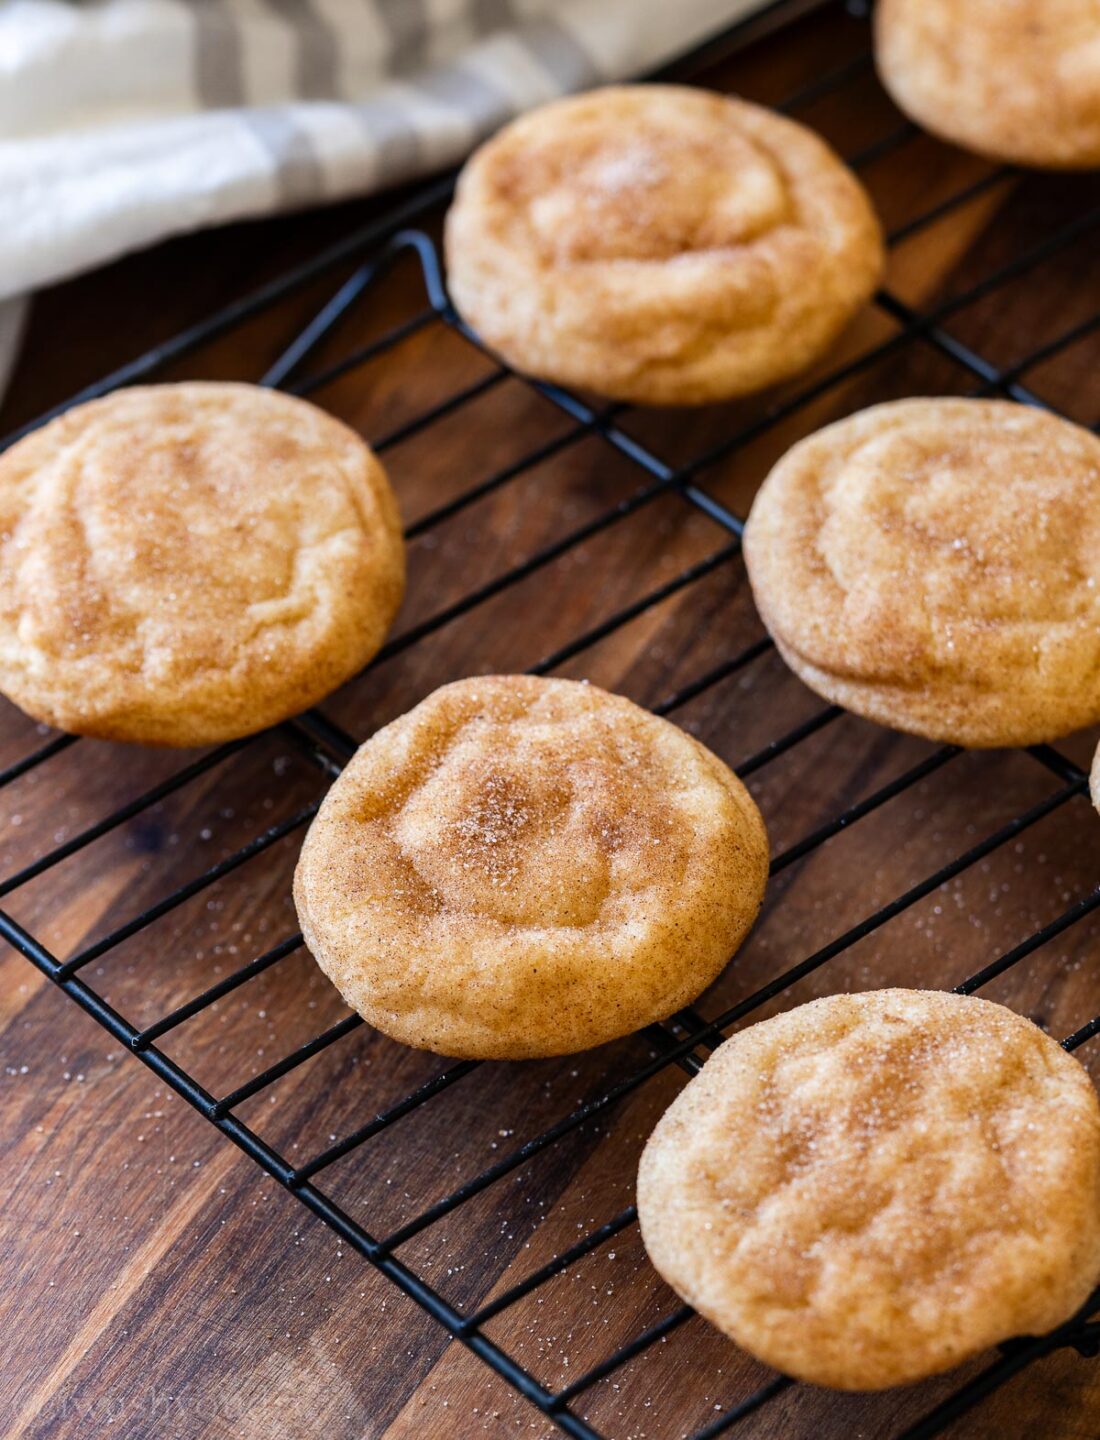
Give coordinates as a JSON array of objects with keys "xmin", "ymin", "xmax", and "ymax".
[{"xmin": 2, "ymin": 3, "xmax": 1100, "ymax": 1436}]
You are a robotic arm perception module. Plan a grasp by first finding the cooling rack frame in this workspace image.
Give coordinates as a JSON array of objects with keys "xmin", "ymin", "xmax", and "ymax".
[{"xmin": 2, "ymin": 2, "xmax": 1099, "ymax": 1436}]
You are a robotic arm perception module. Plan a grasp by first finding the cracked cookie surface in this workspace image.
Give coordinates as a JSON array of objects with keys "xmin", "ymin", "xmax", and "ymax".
[
  {"xmin": 444, "ymin": 85, "xmax": 883, "ymax": 406},
  {"xmin": 743, "ymin": 398, "xmax": 1100, "ymax": 746},
  {"xmin": 293, "ymin": 675, "xmax": 769, "ymax": 1059},
  {"xmin": 637, "ymin": 988, "xmax": 1100, "ymax": 1389},
  {"xmin": 0, "ymin": 382, "xmax": 405, "ymax": 745}
]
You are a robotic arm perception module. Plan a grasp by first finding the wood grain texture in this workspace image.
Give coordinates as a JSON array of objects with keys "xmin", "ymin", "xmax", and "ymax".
[{"xmin": 1, "ymin": 8, "xmax": 1098, "ymax": 1439}]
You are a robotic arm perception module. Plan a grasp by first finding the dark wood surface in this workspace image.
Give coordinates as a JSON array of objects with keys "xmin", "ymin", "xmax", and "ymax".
[{"xmin": 2, "ymin": 8, "xmax": 1099, "ymax": 1439}]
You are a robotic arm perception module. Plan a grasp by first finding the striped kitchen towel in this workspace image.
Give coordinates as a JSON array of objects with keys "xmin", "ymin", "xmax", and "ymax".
[{"xmin": 0, "ymin": 0, "xmax": 774, "ymax": 404}]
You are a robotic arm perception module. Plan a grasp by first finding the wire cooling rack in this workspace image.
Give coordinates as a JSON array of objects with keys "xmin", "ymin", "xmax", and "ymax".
[{"xmin": 3, "ymin": 1, "xmax": 1100, "ymax": 1436}]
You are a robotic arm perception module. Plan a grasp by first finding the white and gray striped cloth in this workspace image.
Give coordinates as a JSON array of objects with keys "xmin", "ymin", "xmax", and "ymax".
[{"xmin": 0, "ymin": 0, "xmax": 771, "ymax": 403}]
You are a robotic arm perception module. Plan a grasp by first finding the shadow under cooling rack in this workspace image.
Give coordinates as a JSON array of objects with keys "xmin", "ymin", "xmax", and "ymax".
[{"xmin": 2, "ymin": 2, "xmax": 1100, "ymax": 1437}]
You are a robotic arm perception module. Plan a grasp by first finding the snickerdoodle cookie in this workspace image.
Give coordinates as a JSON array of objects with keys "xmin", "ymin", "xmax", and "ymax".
[
  {"xmin": 444, "ymin": 85, "xmax": 884, "ymax": 406},
  {"xmin": 0, "ymin": 383, "xmax": 404, "ymax": 746},
  {"xmin": 743, "ymin": 398, "xmax": 1100, "ymax": 747},
  {"xmin": 294, "ymin": 675, "xmax": 769, "ymax": 1059},
  {"xmin": 876, "ymin": 0, "xmax": 1100, "ymax": 169},
  {"xmin": 637, "ymin": 989, "xmax": 1100, "ymax": 1390}
]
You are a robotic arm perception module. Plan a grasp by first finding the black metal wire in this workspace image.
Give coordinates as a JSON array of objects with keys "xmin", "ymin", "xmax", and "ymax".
[{"xmin": 1, "ymin": 3, "xmax": 1098, "ymax": 1437}]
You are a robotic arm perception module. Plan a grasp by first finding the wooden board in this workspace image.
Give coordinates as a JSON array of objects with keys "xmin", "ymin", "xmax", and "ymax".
[{"xmin": 1, "ymin": 8, "xmax": 1099, "ymax": 1439}]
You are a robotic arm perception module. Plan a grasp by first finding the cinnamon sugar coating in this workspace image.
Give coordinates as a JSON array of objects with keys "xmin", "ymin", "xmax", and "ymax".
[
  {"xmin": 744, "ymin": 398, "xmax": 1100, "ymax": 747},
  {"xmin": 638, "ymin": 989, "xmax": 1100, "ymax": 1390},
  {"xmin": 0, "ymin": 383, "xmax": 404, "ymax": 746},
  {"xmin": 876, "ymin": 0, "xmax": 1100, "ymax": 170},
  {"xmin": 293, "ymin": 676, "xmax": 769, "ymax": 1059},
  {"xmin": 444, "ymin": 85, "xmax": 883, "ymax": 406}
]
